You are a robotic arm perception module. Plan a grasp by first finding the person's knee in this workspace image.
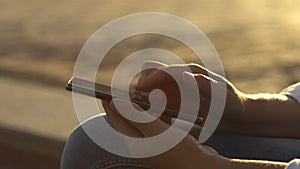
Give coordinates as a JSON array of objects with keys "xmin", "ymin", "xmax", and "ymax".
[
  {"xmin": 61, "ymin": 115, "xmax": 114, "ymax": 169},
  {"xmin": 61, "ymin": 124, "xmax": 89, "ymax": 169}
]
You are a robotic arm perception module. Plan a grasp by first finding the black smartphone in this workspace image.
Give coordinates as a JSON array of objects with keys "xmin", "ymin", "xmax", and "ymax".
[{"xmin": 66, "ymin": 77, "xmax": 203, "ymax": 124}]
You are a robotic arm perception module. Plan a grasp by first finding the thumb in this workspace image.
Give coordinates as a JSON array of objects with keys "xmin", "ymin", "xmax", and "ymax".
[
  {"xmin": 171, "ymin": 118, "xmax": 202, "ymax": 139},
  {"xmin": 112, "ymin": 99, "xmax": 170, "ymax": 137}
]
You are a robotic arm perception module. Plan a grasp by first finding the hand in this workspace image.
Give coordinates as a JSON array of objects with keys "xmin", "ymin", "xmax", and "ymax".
[
  {"xmin": 102, "ymin": 99, "xmax": 228, "ymax": 169},
  {"xmin": 134, "ymin": 61, "xmax": 247, "ymax": 132}
]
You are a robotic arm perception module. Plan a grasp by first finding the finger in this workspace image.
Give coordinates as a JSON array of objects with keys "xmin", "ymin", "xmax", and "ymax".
[
  {"xmin": 135, "ymin": 68, "xmax": 171, "ymax": 91},
  {"xmin": 136, "ymin": 63, "xmax": 213, "ymax": 91},
  {"xmin": 165, "ymin": 70, "xmax": 211, "ymax": 121},
  {"xmin": 182, "ymin": 71, "xmax": 215, "ymax": 98},
  {"xmin": 187, "ymin": 63, "xmax": 208, "ymax": 74},
  {"xmin": 112, "ymin": 99, "xmax": 171, "ymax": 137},
  {"xmin": 136, "ymin": 64, "xmax": 192, "ymax": 91},
  {"xmin": 101, "ymin": 100, "xmax": 110, "ymax": 112},
  {"xmin": 136, "ymin": 61, "xmax": 168, "ymax": 90},
  {"xmin": 142, "ymin": 60, "xmax": 168, "ymax": 70},
  {"xmin": 187, "ymin": 64, "xmax": 225, "ymax": 83},
  {"xmin": 140, "ymin": 61, "xmax": 167, "ymax": 80},
  {"xmin": 199, "ymin": 96, "xmax": 211, "ymax": 119},
  {"xmin": 159, "ymin": 115, "xmax": 172, "ymax": 124},
  {"xmin": 106, "ymin": 100, "xmax": 144, "ymax": 137},
  {"xmin": 131, "ymin": 117, "xmax": 183, "ymax": 138},
  {"xmin": 171, "ymin": 118, "xmax": 202, "ymax": 139}
]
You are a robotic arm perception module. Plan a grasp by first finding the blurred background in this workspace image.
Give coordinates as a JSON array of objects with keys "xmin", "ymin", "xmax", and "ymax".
[{"xmin": 1, "ymin": 0, "xmax": 300, "ymax": 168}]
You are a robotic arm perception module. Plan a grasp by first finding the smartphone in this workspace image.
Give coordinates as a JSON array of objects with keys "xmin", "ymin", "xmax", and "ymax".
[{"xmin": 66, "ymin": 77, "xmax": 203, "ymax": 124}]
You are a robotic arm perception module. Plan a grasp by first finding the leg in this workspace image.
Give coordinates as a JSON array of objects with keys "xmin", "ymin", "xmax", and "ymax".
[
  {"xmin": 61, "ymin": 114, "xmax": 300, "ymax": 168},
  {"xmin": 61, "ymin": 115, "xmax": 152, "ymax": 169},
  {"xmin": 209, "ymin": 133, "xmax": 300, "ymax": 162}
]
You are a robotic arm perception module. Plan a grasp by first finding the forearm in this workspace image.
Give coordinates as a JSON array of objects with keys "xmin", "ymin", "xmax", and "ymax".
[
  {"xmin": 236, "ymin": 93, "xmax": 300, "ymax": 138},
  {"xmin": 227, "ymin": 159, "xmax": 287, "ymax": 169},
  {"xmin": 194, "ymin": 155, "xmax": 287, "ymax": 169}
]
